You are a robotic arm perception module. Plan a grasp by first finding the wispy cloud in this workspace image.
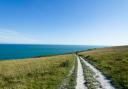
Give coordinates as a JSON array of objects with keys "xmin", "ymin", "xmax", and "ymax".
[{"xmin": 0, "ymin": 29, "xmax": 41, "ymax": 44}]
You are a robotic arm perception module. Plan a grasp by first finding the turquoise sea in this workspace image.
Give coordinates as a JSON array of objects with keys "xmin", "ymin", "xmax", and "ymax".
[{"xmin": 0, "ymin": 44, "xmax": 102, "ymax": 60}]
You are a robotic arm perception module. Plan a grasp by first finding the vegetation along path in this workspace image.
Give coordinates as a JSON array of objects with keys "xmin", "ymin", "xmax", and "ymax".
[{"xmin": 79, "ymin": 56, "xmax": 115, "ymax": 89}]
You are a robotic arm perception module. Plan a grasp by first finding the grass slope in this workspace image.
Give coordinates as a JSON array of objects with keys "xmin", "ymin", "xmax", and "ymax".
[
  {"xmin": 59, "ymin": 57, "xmax": 77, "ymax": 89},
  {"xmin": 0, "ymin": 54, "xmax": 75, "ymax": 89},
  {"xmin": 79, "ymin": 46, "xmax": 128, "ymax": 89}
]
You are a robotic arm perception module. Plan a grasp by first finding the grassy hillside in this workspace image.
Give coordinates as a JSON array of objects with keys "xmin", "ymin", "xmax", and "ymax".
[
  {"xmin": 0, "ymin": 54, "xmax": 75, "ymax": 89},
  {"xmin": 79, "ymin": 46, "xmax": 128, "ymax": 89}
]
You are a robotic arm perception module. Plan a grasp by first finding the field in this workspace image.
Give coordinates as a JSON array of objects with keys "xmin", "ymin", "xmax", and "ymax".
[
  {"xmin": 0, "ymin": 54, "xmax": 75, "ymax": 89},
  {"xmin": 79, "ymin": 46, "xmax": 128, "ymax": 89},
  {"xmin": 0, "ymin": 45, "xmax": 128, "ymax": 89}
]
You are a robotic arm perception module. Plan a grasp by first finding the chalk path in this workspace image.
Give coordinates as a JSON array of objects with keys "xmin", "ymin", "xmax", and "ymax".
[{"xmin": 76, "ymin": 56, "xmax": 87, "ymax": 89}]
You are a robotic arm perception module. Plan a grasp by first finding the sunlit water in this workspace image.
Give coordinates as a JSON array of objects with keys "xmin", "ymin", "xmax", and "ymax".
[{"xmin": 0, "ymin": 44, "xmax": 102, "ymax": 60}]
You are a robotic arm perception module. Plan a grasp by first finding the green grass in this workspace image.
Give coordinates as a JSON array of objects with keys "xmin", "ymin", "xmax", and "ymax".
[
  {"xmin": 79, "ymin": 46, "xmax": 128, "ymax": 89},
  {"xmin": 64, "ymin": 56, "xmax": 77, "ymax": 89},
  {"xmin": 0, "ymin": 54, "xmax": 75, "ymax": 89},
  {"xmin": 59, "ymin": 57, "xmax": 77, "ymax": 89}
]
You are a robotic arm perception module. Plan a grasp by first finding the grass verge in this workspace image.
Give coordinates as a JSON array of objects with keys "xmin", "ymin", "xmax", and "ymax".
[
  {"xmin": 58, "ymin": 56, "xmax": 77, "ymax": 89},
  {"xmin": 0, "ymin": 54, "xmax": 75, "ymax": 89},
  {"xmin": 79, "ymin": 46, "xmax": 128, "ymax": 89}
]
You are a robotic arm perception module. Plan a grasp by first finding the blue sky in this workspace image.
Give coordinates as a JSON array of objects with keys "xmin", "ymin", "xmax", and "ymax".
[{"xmin": 0, "ymin": 0, "xmax": 128, "ymax": 45}]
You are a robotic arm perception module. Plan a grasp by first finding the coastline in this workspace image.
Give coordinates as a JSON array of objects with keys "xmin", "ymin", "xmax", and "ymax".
[{"xmin": 0, "ymin": 48, "xmax": 98, "ymax": 60}]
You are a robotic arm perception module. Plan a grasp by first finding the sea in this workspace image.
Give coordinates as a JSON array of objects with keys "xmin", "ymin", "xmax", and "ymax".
[{"xmin": 0, "ymin": 44, "xmax": 103, "ymax": 60}]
